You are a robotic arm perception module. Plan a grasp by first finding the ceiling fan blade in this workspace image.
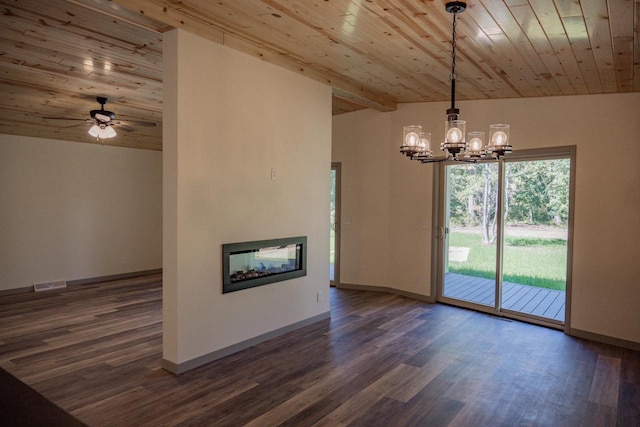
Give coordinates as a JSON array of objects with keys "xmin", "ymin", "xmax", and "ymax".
[
  {"xmin": 115, "ymin": 124, "xmax": 136, "ymax": 132},
  {"xmin": 43, "ymin": 97, "xmax": 159, "ymax": 135},
  {"xmin": 115, "ymin": 119, "xmax": 158, "ymax": 127},
  {"xmin": 64, "ymin": 122, "xmax": 92, "ymax": 129},
  {"xmin": 42, "ymin": 117, "xmax": 87, "ymax": 121}
]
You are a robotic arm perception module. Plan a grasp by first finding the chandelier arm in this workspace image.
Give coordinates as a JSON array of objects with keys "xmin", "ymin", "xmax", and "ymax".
[
  {"xmin": 413, "ymin": 152, "xmax": 451, "ymax": 162},
  {"xmin": 419, "ymin": 157, "xmax": 448, "ymax": 164}
]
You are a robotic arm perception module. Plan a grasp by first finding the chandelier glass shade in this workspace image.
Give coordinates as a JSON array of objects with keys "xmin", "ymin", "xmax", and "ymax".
[{"xmin": 400, "ymin": 1, "xmax": 512, "ymax": 163}]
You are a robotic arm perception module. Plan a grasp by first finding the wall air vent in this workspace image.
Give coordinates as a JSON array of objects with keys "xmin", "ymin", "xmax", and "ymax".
[{"xmin": 33, "ymin": 280, "xmax": 67, "ymax": 292}]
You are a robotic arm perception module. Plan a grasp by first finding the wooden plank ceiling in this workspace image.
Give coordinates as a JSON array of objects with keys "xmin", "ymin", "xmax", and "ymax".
[{"xmin": 0, "ymin": 0, "xmax": 638, "ymax": 151}]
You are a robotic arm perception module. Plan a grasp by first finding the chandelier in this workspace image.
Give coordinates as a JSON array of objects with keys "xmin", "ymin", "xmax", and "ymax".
[{"xmin": 400, "ymin": 1, "xmax": 512, "ymax": 163}]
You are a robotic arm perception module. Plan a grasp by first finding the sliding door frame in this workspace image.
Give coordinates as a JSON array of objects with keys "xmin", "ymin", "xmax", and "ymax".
[
  {"xmin": 330, "ymin": 162, "xmax": 341, "ymax": 287},
  {"xmin": 434, "ymin": 160, "xmax": 500, "ymax": 316},
  {"xmin": 434, "ymin": 146, "xmax": 576, "ymax": 332}
]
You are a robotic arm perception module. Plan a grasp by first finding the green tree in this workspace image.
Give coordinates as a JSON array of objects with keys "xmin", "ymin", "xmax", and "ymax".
[
  {"xmin": 448, "ymin": 159, "xmax": 569, "ymax": 244},
  {"xmin": 448, "ymin": 164, "xmax": 498, "ymax": 244},
  {"xmin": 505, "ymin": 159, "xmax": 569, "ymax": 226}
]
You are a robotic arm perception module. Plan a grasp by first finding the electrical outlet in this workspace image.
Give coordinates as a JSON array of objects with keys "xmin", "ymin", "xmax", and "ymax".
[
  {"xmin": 271, "ymin": 168, "xmax": 278, "ymax": 180},
  {"xmin": 317, "ymin": 291, "xmax": 324, "ymax": 303}
]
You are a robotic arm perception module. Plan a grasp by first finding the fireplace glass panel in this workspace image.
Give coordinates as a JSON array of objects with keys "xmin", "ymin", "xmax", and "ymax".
[
  {"xmin": 229, "ymin": 244, "xmax": 300, "ymax": 281},
  {"xmin": 223, "ymin": 236, "xmax": 307, "ymax": 293}
]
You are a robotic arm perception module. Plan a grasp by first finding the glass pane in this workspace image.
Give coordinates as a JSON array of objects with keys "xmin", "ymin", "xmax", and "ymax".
[
  {"xmin": 443, "ymin": 163, "xmax": 498, "ymax": 307},
  {"xmin": 222, "ymin": 237, "xmax": 307, "ymax": 293},
  {"xmin": 230, "ymin": 244, "xmax": 301, "ymax": 282},
  {"xmin": 330, "ymin": 169, "xmax": 336, "ymax": 281},
  {"xmin": 501, "ymin": 159, "xmax": 569, "ymax": 322}
]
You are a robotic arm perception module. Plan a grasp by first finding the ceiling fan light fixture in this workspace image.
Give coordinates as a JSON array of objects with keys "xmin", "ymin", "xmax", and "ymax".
[
  {"xmin": 88, "ymin": 97, "xmax": 117, "ymax": 140},
  {"xmin": 89, "ymin": 123, "xmax": 117, "ymax": 139},
  {"xmin": 103, "ymin": 125, "xmax": 117, "ymax": 139},
  {"xmin": 88, "ymin": 124, "xmax": 100, "ymax": 137}
]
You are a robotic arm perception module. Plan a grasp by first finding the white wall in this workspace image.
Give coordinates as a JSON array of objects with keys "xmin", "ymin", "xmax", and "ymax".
[
  {"xmin": 0, "ymin": 135, "xmax": 162, "ymax": 291},
  {"xmin": 330, "ymin": 110, "xmax": 392, "ymax": 288},
  {"xmin": 333, "ymin": 93, "xmax": 640, "ymax": 345},
  {"xmin": 163, "ymin": 29, "xmax": 331, "ymax": 367}
]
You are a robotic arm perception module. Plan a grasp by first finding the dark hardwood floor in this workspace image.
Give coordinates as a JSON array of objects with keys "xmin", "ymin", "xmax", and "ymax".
[{"xmin": 0, "ymin": 275, "xmax": 638, "ymax": 426}]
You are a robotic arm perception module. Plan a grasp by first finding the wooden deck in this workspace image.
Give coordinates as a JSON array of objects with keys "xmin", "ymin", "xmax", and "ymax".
[{"xmin": 444, "ymin": 272, "xmax": 565, "ymax": 322}]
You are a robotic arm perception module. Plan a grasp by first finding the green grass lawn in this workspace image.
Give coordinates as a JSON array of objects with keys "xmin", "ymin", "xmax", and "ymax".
[{"xmin": 448, "ymin": 231, "xmax": 567, "ymax": 291}]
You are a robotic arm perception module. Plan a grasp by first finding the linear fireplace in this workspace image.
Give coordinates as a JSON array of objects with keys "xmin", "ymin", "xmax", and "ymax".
[{"xmin": 222, "ymin": 236, "xmax": 307, "ymax": 293}]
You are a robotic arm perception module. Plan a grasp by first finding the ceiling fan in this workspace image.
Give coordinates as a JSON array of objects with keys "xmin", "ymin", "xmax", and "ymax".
[
  {"xmin": 43, "ymin": 96, "xmax": 157, "ymax": 140},
  {"xmin": 87, "ymin": 96, "xmax": 117, "ymax": 139}
]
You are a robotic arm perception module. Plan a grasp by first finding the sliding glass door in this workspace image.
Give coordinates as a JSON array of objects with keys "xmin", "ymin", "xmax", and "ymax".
[
  {"xmin": 438, "ymin": 149, "xmax": 574, "ymax": 327},
  {"xmin": 500, "ymin": 159, "xmax": 570, "ymax": 322},
  {"xmin": 442, "ymin": 163, "xmax": 498, "ymax": 308}
]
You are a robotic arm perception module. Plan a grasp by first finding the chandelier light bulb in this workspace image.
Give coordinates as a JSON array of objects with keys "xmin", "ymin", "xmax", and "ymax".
[
  {"xmin": 489, "ymin": 124, "xmax": 510, "ymax": 147},
  {"xmin": 491, "ymin": 131, "xmax": 507, "ymax": 145},
  {"xmin": 487, "ymin": 124, "xmax": 512, "ymax": 157},
  {"xmin": 469, "ymin": 138, "xmax": 482, "ymax": 150},
  {"xmin": 447, "ymin": 127, "xmax": 463, "ymax": 143},
  {"xmin": 444, "ymin": 120, "xmax": 466, "ymax": 144},
  {"xmin": 467, "ymin": 132, "xmax": 484, "ymax": 152},
  {"xmin": 419, "ymin": 132, "xmax": 431, "ymax": 152},
  {"xmin": 401, "ymin": 125, "xmax": 423, "ymax": 156},
  {"xmin": 406, "ymin": 131, "xmax": 420, "ymax": 146},
  {"xmin": 464, "ymin": 131, "xmax": 486, "ymax": 159},
  {"xmin": 404, "ymin": 126, "xmax": 422, "ymax": 147}
]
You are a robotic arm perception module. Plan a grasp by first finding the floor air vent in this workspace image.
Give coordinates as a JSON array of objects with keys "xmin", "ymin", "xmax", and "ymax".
[{"xmin": 34, "ymin": 280, "xmax": 67, "ymax": 292}]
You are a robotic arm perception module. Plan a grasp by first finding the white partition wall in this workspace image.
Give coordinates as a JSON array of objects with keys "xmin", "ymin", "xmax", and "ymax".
[{"xmin": 163, "ymin": 29, "xmax": 332, "ymax": 372}]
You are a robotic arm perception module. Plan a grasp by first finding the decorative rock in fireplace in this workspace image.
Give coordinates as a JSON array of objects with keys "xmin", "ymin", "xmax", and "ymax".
[{"xmin": 222, "ymin": 236, "xmax": 307, "ymax": 293}]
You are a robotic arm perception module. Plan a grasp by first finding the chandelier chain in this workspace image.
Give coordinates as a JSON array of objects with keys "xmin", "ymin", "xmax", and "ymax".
[{"xmin": 450, "ymin": 11, "xmax": 457, "ymax": 81}]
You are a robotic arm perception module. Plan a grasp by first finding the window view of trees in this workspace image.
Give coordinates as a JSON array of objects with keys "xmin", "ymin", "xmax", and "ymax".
[
  {"xmin": 445, "ymin": 159, "xmax": 571, "ymax": 293},
  {"xmin": 448, "ymin": 159, "xmax": 570, "ymax": 244}
]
